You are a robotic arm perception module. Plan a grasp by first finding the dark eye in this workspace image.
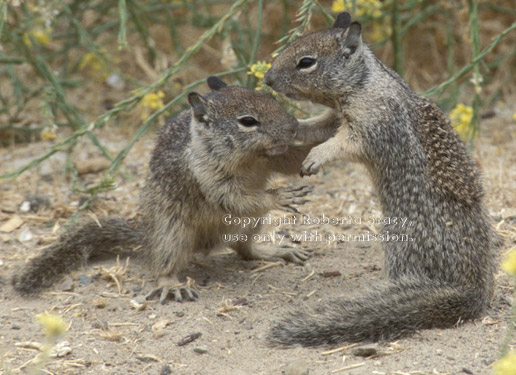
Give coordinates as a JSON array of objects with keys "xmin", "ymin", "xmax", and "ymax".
[
  {"xmin": 296, "ymin": 57, "xmax": 316, "ymax": 70},
  {"xmin": 238, "ymin": 116, "xmax": 260, "ymax": 127}
]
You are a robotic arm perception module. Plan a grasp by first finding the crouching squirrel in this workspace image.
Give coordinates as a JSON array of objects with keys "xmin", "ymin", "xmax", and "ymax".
[{"xmin": 12, "ymin": 77, "xmax": 319, "ymax": 303}]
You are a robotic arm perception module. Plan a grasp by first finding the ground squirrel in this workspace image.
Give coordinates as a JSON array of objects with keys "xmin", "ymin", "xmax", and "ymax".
[
  {"xmin": 12, "ymin": 76, "xmax": 316, "ymax": 303},
  {"xmin": 263, "ymin": 12, "xmax": 496, "ymax": 346}
]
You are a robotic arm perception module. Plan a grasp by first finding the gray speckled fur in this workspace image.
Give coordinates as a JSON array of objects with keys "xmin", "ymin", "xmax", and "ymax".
[
  {"xmin": 264, "ymin": 13, "xmax": 496, "ymax": 347},
  {"xmin": 12, "ymin": 81, "xmax": 315, "ymax": 297}
]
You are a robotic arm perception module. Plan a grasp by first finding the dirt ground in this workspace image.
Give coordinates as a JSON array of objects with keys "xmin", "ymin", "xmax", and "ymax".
[{"xmin": 1, "ymin": 102, "xmax": 515, "ymax": 375}]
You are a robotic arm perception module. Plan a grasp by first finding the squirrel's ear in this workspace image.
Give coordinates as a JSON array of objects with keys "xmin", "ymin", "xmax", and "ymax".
[
  {"xmin": 207, "ymin": 76, "xmax": 228, "ymax": 91},
  {"xmin": 343, "ymin": 21, "xmax": 362, "ymax": 58},
  {"xmin": 333, "ymin": 12, "xmax": 351, "ymax": 30},
  {"xmin": 188, "ymin": 92, "xmax": 210, "ymax": 126}
]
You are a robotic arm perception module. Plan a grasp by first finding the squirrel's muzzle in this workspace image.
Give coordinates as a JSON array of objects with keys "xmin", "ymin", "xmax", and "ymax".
[{"xmin": 263, "ymin": 70, "xmax": 274, "ymax": 88}]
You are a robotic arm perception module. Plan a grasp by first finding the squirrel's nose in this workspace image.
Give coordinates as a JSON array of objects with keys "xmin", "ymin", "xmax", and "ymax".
[{"xmin": 263, "ymin": 70, "xmax": 273, "ymax": 87}]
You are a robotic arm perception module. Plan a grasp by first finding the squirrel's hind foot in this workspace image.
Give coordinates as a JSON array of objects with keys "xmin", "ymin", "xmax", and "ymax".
[
  {"xmin": 247, "ymin": 244, "xmax": 311, "ymax": 265},
  {"xmin": 145, "ymin": 276, "xmax": 198, "ymax": 304},
  {"xmin": 271, "ymin": 247, "xmax": 310, "ymax": 265}
]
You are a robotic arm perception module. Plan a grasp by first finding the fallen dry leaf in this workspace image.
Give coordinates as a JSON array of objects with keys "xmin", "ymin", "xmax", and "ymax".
[{"xmin": 0, "ymin": 215, "xmax": 24, "ymax": 233}]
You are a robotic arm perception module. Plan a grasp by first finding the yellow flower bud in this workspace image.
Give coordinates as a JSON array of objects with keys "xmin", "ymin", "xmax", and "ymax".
[
  {"xmin": 35, "ymin": 312, "xmax": 67, "ymax": 338},
  {"xmin": 494, "ymin": 351, "xmax": 516, "ymax": 375},
  {"xmin": 501, "ymin": 248, "xmax": 516, "ymax": 276}
]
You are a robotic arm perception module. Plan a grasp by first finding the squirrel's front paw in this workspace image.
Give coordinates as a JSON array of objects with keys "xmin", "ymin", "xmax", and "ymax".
[
  {"xmin": 145, "ymin": 276, "xmax": 198, "ymax": 304},
  {"xmin": 300, "ymin": 158, "xmax": 321, "ymax": 177},
  {"xmin": 273, "ymin": 247, "xmax": 312, "ymax": 265},
  {"xmin": 270, "ymin": 185, "xmax": 312, "ymax": 213}
]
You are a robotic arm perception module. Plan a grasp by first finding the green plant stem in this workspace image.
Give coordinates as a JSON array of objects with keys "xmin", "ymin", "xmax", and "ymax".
[
  {"xmin": 0, "ymin": 0, "xmax": 6, "ymax": 39},
  {"xmin": 424, "ymin": 19, "xmax": 516, "ymax": 97},
  {"xmin": 391, "ymin": 0, "xmax": 404, "ymax": 76},
  {"xmin": 272, "ymin": 0, "xmax": 317, "ymax": 56},
  {"xmin": 246, "ymin": 0, "xmax": 263, "ymax": 87},
  {"xmin": 118, "ymin": 0, "xmax": 128, "ymax": 50},
  {"xmin": 1, "ymin": 126, "xmax": 91, "ymax": 179},
  {"xmin": 0, "ymin": 56, "xmax": 25, "ymax": 64},
  {"xmin": 442, "ymin": 7, "xmax": 458, "ymax": 111},
  {"xmin": 468, "ymin": 0, "xmax": 481, "ymax": 142},
  {"xmin": 371, "ymin": 3, "xmax": 441, "ymax": 49}
]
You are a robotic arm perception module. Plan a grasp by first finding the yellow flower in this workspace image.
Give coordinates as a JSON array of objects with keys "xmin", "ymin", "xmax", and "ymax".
[
  {"xmin": 248, "ymin": 61, "xmax": 271, "ymax": 80},
  {"xmin": 35, "ymin": 312, "xmax": 67, "ymax": 338},
  {"xmin": 356, "ymin": 0, "xmax": 382, "ymax": 18},
  {"xmin": 23, "ymin": 27, "xmax": 52, "ymax": 47},
  {"xmin": 137, "ymin": 90, "xmax": 165, "ymax": 120},
  {"xmin": 494, "ymin": 351, "xmax": 516, "ymax": 375},
  {"xmin": 41, "ymin": 124, "xmax": 57, "ymax": 141},
  {"xmin": 248, "ymin": 61, "xmax": 271, "ymax": 90},
  {"xmin": 79, "ymin": 52, "xmax": 110, "ymax": 82},
  {"xmin": 331, "ymin": 0, "xmax": 382, "ymax": 18},
  {"xmin": 331, "ymin": 0, "xmax": 346, "ymax": 13},
  {"xmin": 141, "ymin": 91, "xmax": 165, "ymax": 110},
  {"xmin": 369, "ymin": 21, "xmax": 392, "ymax": 43},
  {"xmin": 450, "ymin": 103, "xmax": 473, "ymax": 140},
  {"xmin": 501, "ymin": 248, "xmax": 516, "ymax": 276},
  {"xmin": 512, "ymin": 112, "xmax": 516, "ymax": 121}
]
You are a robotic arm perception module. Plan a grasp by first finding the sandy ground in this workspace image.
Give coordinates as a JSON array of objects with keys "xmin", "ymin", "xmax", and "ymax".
[{"xmin": 1, "ymin": 104, "xmax": 515, "ymax": 375}]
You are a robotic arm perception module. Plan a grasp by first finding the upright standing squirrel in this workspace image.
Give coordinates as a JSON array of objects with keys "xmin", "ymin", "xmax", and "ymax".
[
  {"xmin": 12, "ymin": 77, "xmax": 317, "ymax": 303},
  {"xmin": 264, "ymin": 12, "xmax": 496, "ymax": 346}
]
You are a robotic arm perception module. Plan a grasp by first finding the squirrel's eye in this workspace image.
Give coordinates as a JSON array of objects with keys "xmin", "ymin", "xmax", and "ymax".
[
  {"xmin": 238, "ymin": 116, "xmax": 260, "ymax": 127},
  {"xmin": 296, "ymin": 57, "xmax": 316, "ymax": 70}
]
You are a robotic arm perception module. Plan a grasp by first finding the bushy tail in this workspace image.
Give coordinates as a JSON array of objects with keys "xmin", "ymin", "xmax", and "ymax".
[
  {"xmin": 12, "ymin": 217, "xmax": 142, "ymax": 295},
  {"xmin": 267, "ymin": 278, "xmax": 488, "ymax": 347}
]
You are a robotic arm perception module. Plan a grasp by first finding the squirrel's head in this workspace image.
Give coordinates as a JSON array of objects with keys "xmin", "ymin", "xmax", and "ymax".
[
  {"xmin": 264, "ymin": 12, "xmax": 366, "ymax": 107},
  {"xmin": 188, "ymin": 77, "xmax": 298, "ymax": 159}
]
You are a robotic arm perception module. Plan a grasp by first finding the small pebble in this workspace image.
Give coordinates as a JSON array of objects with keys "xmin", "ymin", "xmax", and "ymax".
[
  {"xmin": 106, "ymin": 74, "xmax": 125, "ymax": 89},
  {"xmin": 177, "ymin": 332, "xmax": 202, "ymax": 346},
  {"xmin": 321, "ymin": 268, "xmax": 341, "ymax": 278},
  {"xmin": 58, "ymin": 276, "xmax": 74, "ymax": 291},
  {"xmin": 135, "ymin": 356, "xmax": 157, "ymax": 363},
  {"xmin": 12, "ymin": 324, "xmax": 21, "ymax": 330},
  {"xmin": 285, "ymin": 359, "xmax": 309, "ymax": 375},
  {"xmin": 18, "ymin": 226, "xmax": 33, "ymax": 243},
  {"xmin": 132, "ymin": 295, "xmax": 146, "ymax": 304},
  {"xmin": 92, "ymin": 297, "xmax": 106, "ymax": 308},
  {"xmin": 193, "ymin": 346, "xmax": 208, "ymax": 354},
  {"xmin": 79, "ymin": 275, "xmax": 92, "ymax": 286},
  {"xmin": 40, "ymin": 174, "xmax": 53, "ymax": 183},
  {"xmin": 19, "ymin": 201, "xmax": 31, "ymax": 213},
  {"xmin": 133, "ymin": 285, "xmax": 142, "ymax": 292},
  {"xmin": 160, "ymin": 364, "xmax": 172, "ymax": 375},
  {"xmin": 233, "ymin": 297, "xmax": 248, "ymax": 306},
  {"xmin": 92, "ymin": 320, "xmax": 109, "ymax": 330},
  {"xmin": 49, "ymin": 341, "xmax": 72, "ymax": 358},
  {"xmin": 175, "ymin": 311, "xmax": 185, "ymax": 317},
  {"xmin": 130, "ymin": 298, "xmax": 147, "ymax": 311},
  {"xmin": 24, "ymin": 193, "xmax": 51, "ymax": 212},
  {"xmin": 462, "ymin": 368, "xmax": 473, "ymax": 374},
  {"xmin": 352, "ymin": 346, "xmax": 378, "ymax": 357}
]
